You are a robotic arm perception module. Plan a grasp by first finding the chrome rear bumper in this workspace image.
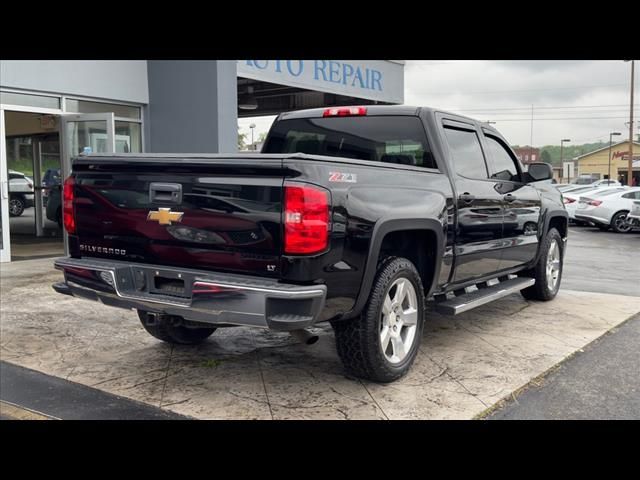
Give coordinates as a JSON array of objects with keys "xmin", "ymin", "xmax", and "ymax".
[{"xmin": 53, "ymin": 257, "xmax": 326, "ymax": 331}]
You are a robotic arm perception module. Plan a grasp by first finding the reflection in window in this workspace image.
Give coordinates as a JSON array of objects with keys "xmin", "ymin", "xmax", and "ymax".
[
  {"xmin": 443, "ymin": 127, "xmax": 488, "ymax": 179},
  {"xmin": 485, "ymin": 136, "xmax": 520, "ymax": 182}
]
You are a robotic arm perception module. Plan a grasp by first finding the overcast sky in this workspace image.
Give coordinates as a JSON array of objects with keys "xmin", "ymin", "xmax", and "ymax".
[{"xmin": 239, "ymin": 60, "xmax": 639, "ymax": 147}]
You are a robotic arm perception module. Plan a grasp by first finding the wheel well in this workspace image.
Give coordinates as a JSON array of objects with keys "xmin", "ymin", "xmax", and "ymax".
[
  {"xmin": 610, "ymin": 210, "xmax": 630, "ymax": 225},
  {"xmin": 548, "ymin": 216, "xmax": 567, "ymax": 239},
  {"xmin": 378, "ymin": 229, "xmax": 438, "ymax": 295}
]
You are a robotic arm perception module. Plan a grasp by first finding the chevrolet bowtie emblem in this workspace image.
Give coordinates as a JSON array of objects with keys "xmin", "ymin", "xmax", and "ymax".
[{"xmin": 147, "ymin": 208, "xmax": 184, "ymax": 225}]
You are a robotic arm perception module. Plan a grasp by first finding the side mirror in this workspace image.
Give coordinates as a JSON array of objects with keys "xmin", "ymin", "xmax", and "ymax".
[{"xmin": 526, "ymin": 162, "xmax": 553, "ymax": 182}]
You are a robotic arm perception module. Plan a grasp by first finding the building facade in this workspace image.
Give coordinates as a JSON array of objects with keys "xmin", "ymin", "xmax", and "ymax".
[
  {"xmin": 0, "ymin": 60, "xmax": 405, "ymax": 262},
  {"xmin": 512, "ymin": 146, "xmax": 540, "ymax": 165},
  {"xmin": 575, "ymin": 141, "xmax": 640, "ymax": 185}
]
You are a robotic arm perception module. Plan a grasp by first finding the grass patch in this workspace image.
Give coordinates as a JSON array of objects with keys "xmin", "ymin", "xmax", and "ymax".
[{"xmin": 199, "ymin": 358, "xmax": 224, "ymax": 369}]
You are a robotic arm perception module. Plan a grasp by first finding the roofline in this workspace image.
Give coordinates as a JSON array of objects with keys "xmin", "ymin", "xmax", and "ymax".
[{"xmin": 575, "ymin": 140, "xmax": 640, "ymax": 160}]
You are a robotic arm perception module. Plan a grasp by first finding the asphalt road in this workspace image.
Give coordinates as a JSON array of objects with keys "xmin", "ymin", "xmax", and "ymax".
[
  {"xmin": 8, "ymin": 206, "xmax": 61, "ymax": 236},
  {"xmin": 488, "ymin": 313, "xmax": 640, "ymax": 420},
  {"xmin": 488, "ymin": 225, "xmax": 640, "ymax": 419},
  {"xmin": 0, "ymin": 362, "xmax": 187, "ymax": 420},
  {"xmin": 561, "ymin": 225, "xmax": 640, "ymax": 296}
]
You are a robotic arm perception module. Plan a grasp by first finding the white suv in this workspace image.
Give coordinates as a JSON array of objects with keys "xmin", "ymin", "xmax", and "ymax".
[
  {"xmin": 8, "ymin": 170, "xmax": 34, "ymax": 217},
  {"xmin": 575, "ymin": 187, "xmax": 640, "ymax": 233}
]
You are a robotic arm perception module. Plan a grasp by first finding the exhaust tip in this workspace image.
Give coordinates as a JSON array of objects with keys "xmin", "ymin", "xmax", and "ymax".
[{"xmin": 290, "ymin": 329, "xmax": 319, "ymax": 346}]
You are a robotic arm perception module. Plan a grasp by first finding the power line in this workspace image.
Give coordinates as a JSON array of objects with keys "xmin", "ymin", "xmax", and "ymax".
[
  {"xmin": 471, "ymin": 109, "xmax": 638, "ymax": 116},
  {"xmin": 423, "ymin": 84, "xmax": 628, "ymax": 96},
  {"xmin": 487, "ymin": 116, "xmax": 635, "ymax": 122},
  {"xmin": 450, "ymin": 104, "xmax": 639, "ymax": 112}
]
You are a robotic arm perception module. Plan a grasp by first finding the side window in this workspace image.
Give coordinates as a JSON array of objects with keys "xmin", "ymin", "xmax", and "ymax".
[
  {"xmin": 443, "ymin": 127, "xmax": 488, "ymax": 179},
  {"xmin": 484, "ymin": 135, "xmax": 521, "ymax": 182},
  {"xmin": 383, "ymin": 139, "xmax": 438, "ymax": 169},
  {"xmin": 622, "ymin": 191, "xmax": 640, "ymax": 199}
]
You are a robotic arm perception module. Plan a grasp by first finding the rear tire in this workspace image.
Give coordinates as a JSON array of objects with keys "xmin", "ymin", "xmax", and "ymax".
[
  {"xmin": 520, "ymin": 228, "xmax": 563, "ymax": 301},
  {"xmin": 137, "ymin": 310, "xmax": 216, "ymax": 345},
  {"xmin": 610, "ymin": 211, "xmax": 632, "ymax": 233},
  {"xmin": 332, "ymin": 256, "xmax": 425, "ymax": 383}
]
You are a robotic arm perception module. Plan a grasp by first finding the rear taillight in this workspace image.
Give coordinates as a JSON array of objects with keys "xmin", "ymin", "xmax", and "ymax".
[
  {"xmin": 63, "ymin": 176, "xmax": 76, "ymax": 234},
  {"xmin": 563, "ymin": 197, "xmax": 576, "ymax": 204},
  {"xmin": 284, "ymin": 183, "xmax": 330, "ymax": 255},
  {"xmin": 323, "ymin": 106, "xmax": 367, "ymax": 117},
  {"xmin": 588, "ymin": 200, "xmax": 602, "ymax": 206}
]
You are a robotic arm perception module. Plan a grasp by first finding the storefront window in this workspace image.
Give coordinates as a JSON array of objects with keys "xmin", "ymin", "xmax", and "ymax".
[
  {"xmin": 1, "ymin": 91, "xmax": 60, "ymax": 110},
  {"xmin": 65, "ymin": 99, "xmax": 141, "ymax": 119},
  {"xmin": 115, "ymin": 121, "xmax": 142, "ymax": 153},
  {"xmin": 65, "ymin": 120, "xmax": 110, "ymax": 156}
]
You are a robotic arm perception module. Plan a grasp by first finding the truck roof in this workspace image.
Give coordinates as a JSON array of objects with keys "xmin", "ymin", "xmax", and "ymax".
[{"xmin": 277, "ymin": 105, "xmax": 483, "ymax": 125}]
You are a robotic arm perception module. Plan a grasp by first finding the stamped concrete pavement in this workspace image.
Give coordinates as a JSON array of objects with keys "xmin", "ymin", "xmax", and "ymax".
[{"xmin": 1, "ymin": 256, "xmax": 639, "ymax": 420}]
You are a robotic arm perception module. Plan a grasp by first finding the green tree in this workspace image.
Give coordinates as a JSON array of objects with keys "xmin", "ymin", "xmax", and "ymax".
[
  {"xmin": 238, "ymin": 127, "xmax": 247, "ymax": 150},
  {"xmin": 540, "ymin": 150, "xmax": 551, "ymax": 163}
]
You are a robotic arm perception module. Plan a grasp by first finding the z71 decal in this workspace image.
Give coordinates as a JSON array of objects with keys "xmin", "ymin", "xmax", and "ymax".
[{"xmin": 329, "ymin": 172, "xmax": 357, "ymax": 183}]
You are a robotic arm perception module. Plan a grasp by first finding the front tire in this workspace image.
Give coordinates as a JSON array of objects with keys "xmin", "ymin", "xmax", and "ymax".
[
  {"xmin": 9, "ymin": 196, "xmax": 25, "ymax": 217},
  {"xmin": 520, "ymin": 228, "xmax": 563, "ymax": 301},
  {"xmin": 333, "ymin": 257, "xmax": 425, "ymax": 383},
  {"xmin": 138, "ymin": 310, "xmax": 216, "ymax": 345}
]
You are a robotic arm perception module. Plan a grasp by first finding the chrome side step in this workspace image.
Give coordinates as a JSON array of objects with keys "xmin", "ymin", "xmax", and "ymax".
[{"xmin": 434, "ymin": 277, "xmax": 535, "ymax": 316}]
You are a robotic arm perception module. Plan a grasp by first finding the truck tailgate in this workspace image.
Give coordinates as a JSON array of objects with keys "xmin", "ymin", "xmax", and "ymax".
[{"xmin": 70, "ymin": 156, "xmax": 287, "ymax": 277}]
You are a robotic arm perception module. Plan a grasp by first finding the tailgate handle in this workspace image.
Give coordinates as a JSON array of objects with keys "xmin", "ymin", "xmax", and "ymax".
[{"xmin": 150, "ymin": 183, "xmax": 182, "ymax": 204}]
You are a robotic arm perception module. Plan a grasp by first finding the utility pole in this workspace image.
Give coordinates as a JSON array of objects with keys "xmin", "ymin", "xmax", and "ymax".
[
  {"xmin": 608, "ymin": 132, "xmax": 621, "ymax": 182},
  {"xmin": 529, "ymin": 105, "xmax": 534, "ymax": 162},
  {"xmin": 628, "ymin": 60, "xmax": 635, "ymax": 186},
  {"xmin": 560, "ymin": 138, "xmax": 571, "ymax": 182}
]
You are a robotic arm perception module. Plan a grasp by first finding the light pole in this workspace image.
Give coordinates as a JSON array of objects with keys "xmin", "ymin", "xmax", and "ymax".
[
  {"xmin": 249, "ymin": 123, "xmax": 256, "ymax": 151},
  {"xmin": 560, "ymin": 139, "xmax": 571, "ymax": 182},
  {"xmin": 608, "ymin": 132, "xmax": 621, "ymax": 183},
  {"xmin": 624, "ymin": 60, "xmax": 635, "ymax": 186}
]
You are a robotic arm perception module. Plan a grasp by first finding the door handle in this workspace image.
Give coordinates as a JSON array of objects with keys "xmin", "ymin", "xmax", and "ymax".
[
  {"xmin": 503, "ymin": 194, "xmax": 517, "ymax": 203},
  {"xmin": 459, "ymin": 193, "xmax": 475, "ymax": 203}
]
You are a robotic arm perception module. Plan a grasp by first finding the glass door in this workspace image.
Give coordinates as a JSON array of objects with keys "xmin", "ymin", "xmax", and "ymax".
[
  {"xmin": 60, "ymin": 113, "xmax": 115, "ymax": 253},
  {"xmin": 61, "ymin": 113, "xmax": 115, "ymax": 179},
  {"xmin": 0, "ymin": 110, "xmax": 10, "ymax": 262}
]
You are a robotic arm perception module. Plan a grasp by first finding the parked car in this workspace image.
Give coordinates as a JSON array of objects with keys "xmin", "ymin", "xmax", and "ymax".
[
  {"xmin": 42, "ymin": 168, "xmax": 62, "ymax": 206},
  {"xmin": 626, "ymin": 200, "xmax": 640, "ymax": 228},
  {"xmin": 571, "ymin": 175, "xmax": 600, "ymax": 185},
  {"xmin": 590, "ymin": 179, "xmax": 621, "ymax": 187},
  {"xmin": 52, "ymin": 105, "xmax": 568, "ymax": 383},
  {"xmin": 559, "ymin": 185, "xmax": 591, "ymax": 194},
  {"xmin": 45, "ymin": 185, "xmax": 62, "ymax": 227},
  {"xmin": 563, "ymin": 186, "xmax": 628, "ymax": 224},
  {"xmin": 575, "ymin": 187, "xmax": 640, "ymax": 233},
  {"xmin": 8, "ymin": 169, "xmax": 34, "ymax": 217}
]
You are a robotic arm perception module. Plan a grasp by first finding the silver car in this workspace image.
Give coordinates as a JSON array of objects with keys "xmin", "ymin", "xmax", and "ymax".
[{"xmin": 8, "ymin": 169, "xmax": 34, "ymax": 217}]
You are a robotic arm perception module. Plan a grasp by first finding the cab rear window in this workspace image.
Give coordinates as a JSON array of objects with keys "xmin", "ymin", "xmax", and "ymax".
[{"xmin": 263, "ymin": 116, "xmax": 437, "ymax": 170}]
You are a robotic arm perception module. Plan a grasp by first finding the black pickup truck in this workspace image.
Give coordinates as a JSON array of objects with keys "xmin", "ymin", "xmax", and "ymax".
[{"xmin": 53, "ymin": 105, "xmax": 567, "ymax": 382}]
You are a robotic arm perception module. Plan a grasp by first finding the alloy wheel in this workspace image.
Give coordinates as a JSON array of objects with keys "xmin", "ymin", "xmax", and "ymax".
[{"xmin": 380, "ymin": 277, "xmax": 419, "ymax": 364}]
